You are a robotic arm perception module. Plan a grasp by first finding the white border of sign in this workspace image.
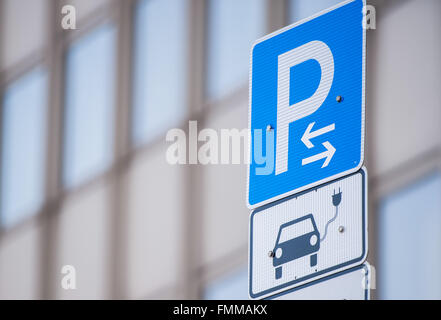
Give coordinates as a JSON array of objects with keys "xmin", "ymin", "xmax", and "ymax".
[
  {"xmin": 267, "ymin": 263, "xmax": 372, "ymax": 300},
  {"xmin": 247, "ymin": 0, "xmax": 366, "ymax": 209}
]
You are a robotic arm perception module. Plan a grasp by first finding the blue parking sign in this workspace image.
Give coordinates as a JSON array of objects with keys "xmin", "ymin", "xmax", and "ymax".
[{"xmin": 248, "ymin": 0, "xmax": 365, "ymax": 208}]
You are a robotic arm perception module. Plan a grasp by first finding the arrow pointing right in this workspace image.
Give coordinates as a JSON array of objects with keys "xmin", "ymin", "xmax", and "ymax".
[{"xmin": 302, "ymin": 141, "xmax": 336, "ymax": 168}]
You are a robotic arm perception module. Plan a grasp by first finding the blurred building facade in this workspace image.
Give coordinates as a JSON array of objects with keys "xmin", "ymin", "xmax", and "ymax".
[{"xmin": 0, "ymin": 0, "xmax": 441, "ymax": 299}]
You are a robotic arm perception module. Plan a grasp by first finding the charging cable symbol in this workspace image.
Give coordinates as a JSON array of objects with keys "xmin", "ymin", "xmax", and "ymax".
[{"xmin": 320, "ymin": 188, "xmax": 342, "ymax": 242}]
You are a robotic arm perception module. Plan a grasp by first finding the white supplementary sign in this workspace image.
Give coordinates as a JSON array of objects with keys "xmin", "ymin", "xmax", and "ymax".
[
  {"xmin": 268, "ymin": 263, "xmax": 372, "ymax": 300},
  {"xmin": 249, "ymin": 168, "xmax": 368, "ymax": 299}
]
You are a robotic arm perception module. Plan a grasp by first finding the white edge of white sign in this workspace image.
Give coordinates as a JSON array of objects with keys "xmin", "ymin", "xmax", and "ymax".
[
  {"xmin": 246, "ymin": 0, "xmax": 366, "ymax": 210},
  {"xmin": 266, "ymin": 262, "xmax": 372, "ymax": 300},
  {"xmin": 248, "ymin": 166, "xmax": 369, "ymax": 300}
]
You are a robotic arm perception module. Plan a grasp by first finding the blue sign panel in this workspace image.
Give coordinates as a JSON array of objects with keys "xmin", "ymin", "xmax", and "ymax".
[{"xmin": 248, "ymin": 0, "xmax": 365, "ymax": 208}]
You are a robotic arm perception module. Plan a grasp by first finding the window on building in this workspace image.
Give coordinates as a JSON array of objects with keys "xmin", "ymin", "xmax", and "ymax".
[
  {"xmin": 378, "ymin": 173, "xmax": 441, "ymax": 299},
  {"xmin": 1, "ymin": 67, "xmax": 48, "ymax": 227},
  {"xmin": 132, "ymin": 0, "xmax": 189, "ymax": 146},
  {"xmin": 206, "ymin": 0, "xmax": 266, "ymax": 101},
  {"xmin": 204, "ymin": 267, "xmax": 248, "ymax": 300},
  {"xmin": 289, "ymin": 0, "xmax": 343, "ymax": 23},
  {"xmin": 63, "ymin": 24, "xmax": 117, "ymax": 188}
]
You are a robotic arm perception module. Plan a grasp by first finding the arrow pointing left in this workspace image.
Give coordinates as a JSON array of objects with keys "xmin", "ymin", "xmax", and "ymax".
[{"xmin": 301, "ymin": 122, "xmax": 335, "ymax": 149}]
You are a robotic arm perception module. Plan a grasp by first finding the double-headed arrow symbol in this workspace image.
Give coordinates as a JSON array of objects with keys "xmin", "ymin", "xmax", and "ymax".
[{"xmin": 301, "ymin": 122, "xmax": 336, "ymax": 168}]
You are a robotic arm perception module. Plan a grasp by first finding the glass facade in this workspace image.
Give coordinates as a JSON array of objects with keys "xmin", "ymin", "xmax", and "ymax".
[
  {"xmin": 63, "ymin": 24, "xmax": 117, "ymax": 188},
  {"xmin": 379, "ymin": 173, "xmax": 441, "ymax": 299},
  {"xmin": 204, "ymin": 267, "xmax": 248, "ymax": 300},
  {"xmin": 0, "ymin": 67, "xmax": 48, "ymax": 227},
  {"xmin": 289, "ymin": 0, "xmax": 344, "ymax": 23},
  {"xmin": 0, "ymin": 0, "xmax": 440, "ymax": 300},
  {"xmin": 132, "ymin": 0, "xmax": 189, "ymax": 146},
  {"xmin": 206, "ymin": 0, "xmax": 266, "ymax": 100}
]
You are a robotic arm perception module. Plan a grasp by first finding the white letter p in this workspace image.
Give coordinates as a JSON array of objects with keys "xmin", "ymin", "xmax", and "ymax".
[{"xmin": 275, "ymin": 41, "xmax": 334, "ymax": 175}]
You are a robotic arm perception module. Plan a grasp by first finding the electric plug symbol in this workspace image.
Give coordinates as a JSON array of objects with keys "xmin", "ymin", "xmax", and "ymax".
[
  {"xmin": 320, "ymin": 188, "xmax": 343, "ymax": 242},
  {"xmin": 332, "ymin": 188, "xmax": 342, "ymax": 207}
]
